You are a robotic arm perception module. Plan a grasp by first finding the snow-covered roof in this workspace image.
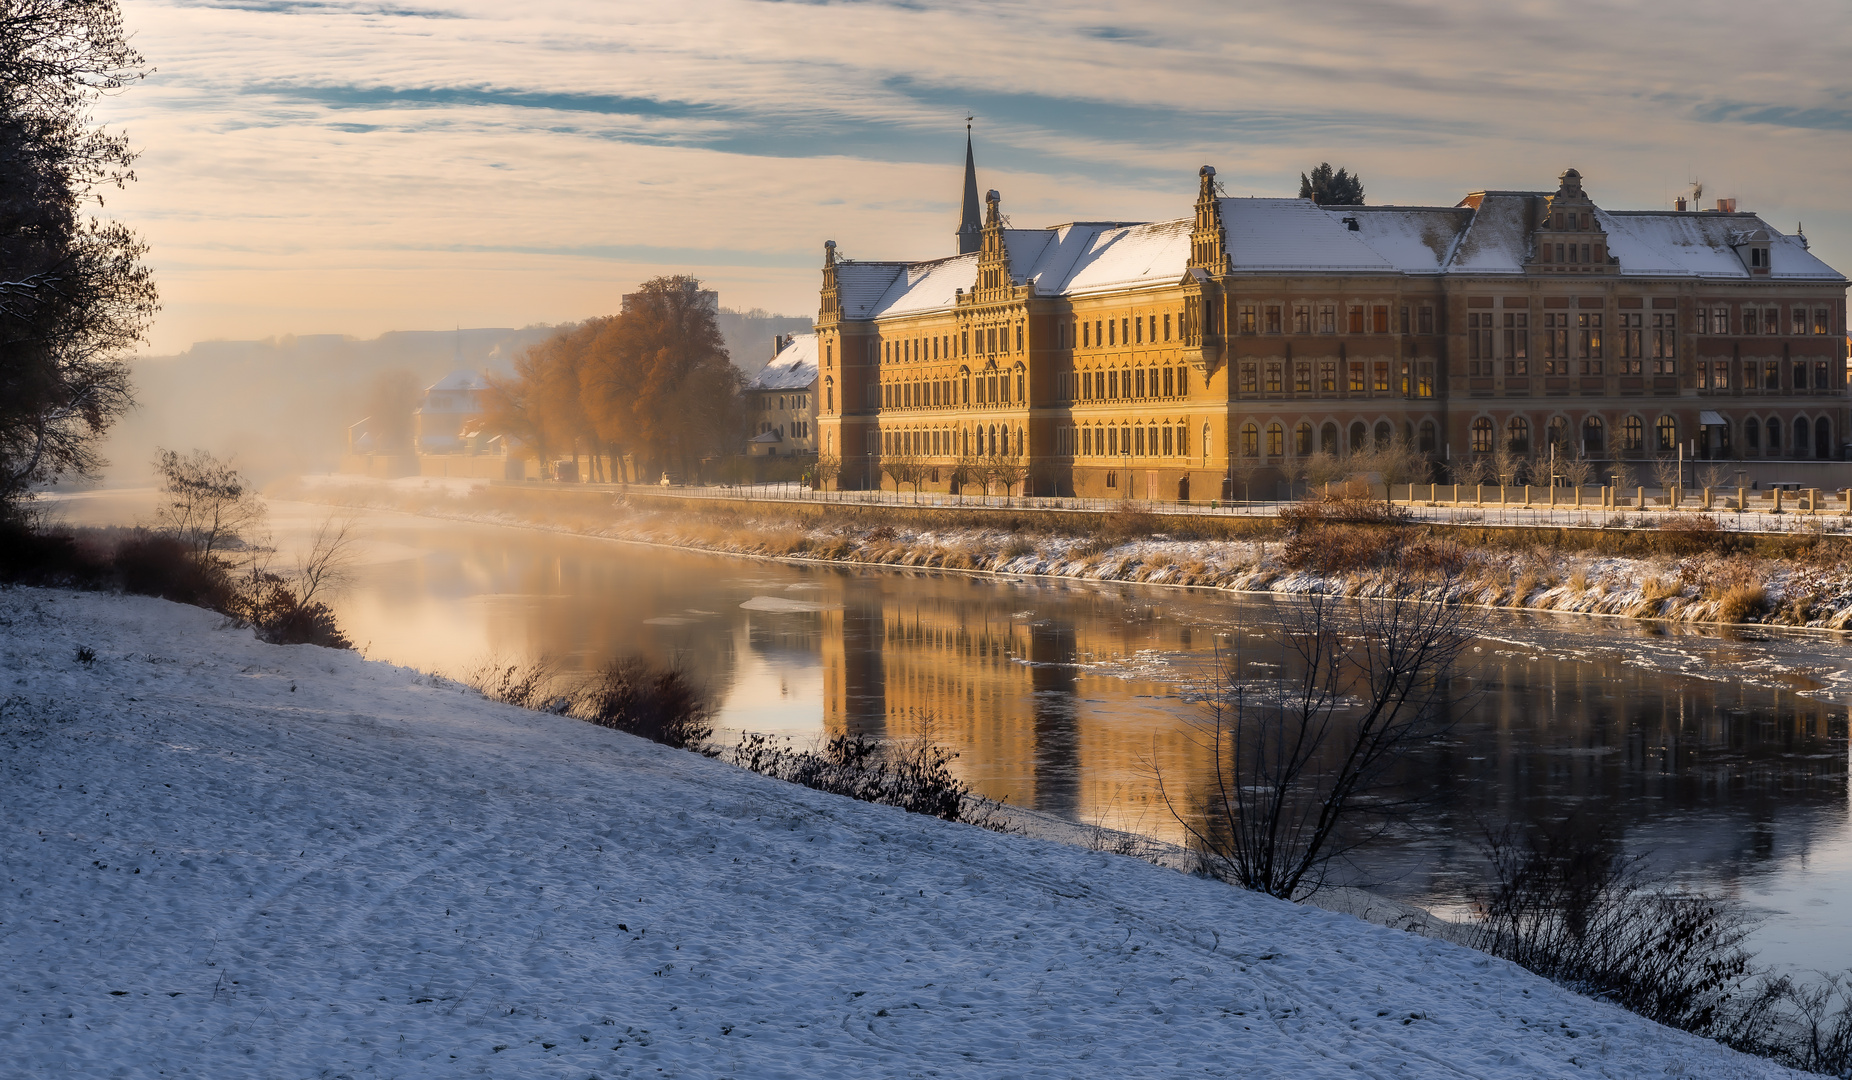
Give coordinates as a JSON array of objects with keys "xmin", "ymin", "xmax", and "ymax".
[
  {"xmin": 835, "ymin": 195, "xmax": 1842, "ymax": 323},
  {"xmin": 748, "ymin": 333, "xmax": 817, "ymax": 392},
  {"xmin": 425, "ymin": 370, "xmax": 490, "ymax": 393}
]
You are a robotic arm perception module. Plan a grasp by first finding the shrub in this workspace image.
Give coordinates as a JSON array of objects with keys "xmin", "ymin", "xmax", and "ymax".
[
  {"xmin": 1715, "ymin": 583, "xmax": 1768, "ymax": 624},
  {"xmin": 1471, "ymin": 824, "xmax": 1754, "ymax": 1036},
  {"xmin": 1640, "ymin": 576, "xmax": 1684, "ymax": 603},
  {"xmin": 732, "ymin": 730, "xmax": 976, "ymax": 821},
  {"xmin": 112, "ymin": 532, "xmax": 237, "ymax": 610},
  {"xmin": 238, "ymin": 577, "xmax": 352, "ymax": 649},
  {"xmin": 1089, "ymin": 506, "xmax": 1159, "ymax": 547},
  {"xmin": 570, "ymin": 657, "xmax": 715, "ymax": 752},
  {"xmin": 1279, "ymin": 491, "xmax": 1410, "ymax": 532},
  {"xmin": 1655, "ymin": 514, "xmax": 1734, "ymax": 556}
]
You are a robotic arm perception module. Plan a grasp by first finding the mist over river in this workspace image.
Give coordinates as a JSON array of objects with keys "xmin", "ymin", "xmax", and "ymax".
[{"xmin": 43, "ymin": 489, "xmax": 1852, "ymax": 973}]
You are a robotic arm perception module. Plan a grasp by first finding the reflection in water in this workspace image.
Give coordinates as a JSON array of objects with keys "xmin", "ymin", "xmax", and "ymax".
[{"xmin": 36, "ymin": 494, "xmax": 1852, "ymax": 970}]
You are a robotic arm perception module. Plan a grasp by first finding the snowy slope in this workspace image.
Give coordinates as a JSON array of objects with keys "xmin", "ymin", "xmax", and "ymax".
[{"xmin": 0, "ymin": 588, "xmax": 1803, "ymax": 1079}]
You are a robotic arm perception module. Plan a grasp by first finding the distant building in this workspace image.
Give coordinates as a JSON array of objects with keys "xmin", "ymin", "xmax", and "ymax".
[
  {"xmin": 812, "ymin": 139, "xmax": 1848, "ymax": 497},
  {"xmin": 414, "ymin": 370, "xmax": 490, "ymax": 454},
  {"xmin": 745, "ymin": 333, "xmax": 818, "ymax": 457}
]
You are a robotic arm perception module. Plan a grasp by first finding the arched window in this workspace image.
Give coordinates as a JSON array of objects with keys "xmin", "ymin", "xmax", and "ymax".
[
  {"xmin": 1582, "ymin": 415, "xmax": 1604, "ymax": 454},
  {"xmin": 1349, "ymin": 422, "xmax": 1368, "ymax": 455},
  {"xmin": 1655, "ymin": 415, "xmax": 1676, "ymax": 453},
  {"xmin": 1418, "ymin": 420, "xmax": 1437, "ymax": 453},
  {"xmin": 1374, "ymin": 421, "xmax": 1393, "ymax": 449},
  {"xmin": 1766, "ymin": 416, "xmax": 1781, "ymax": 452},
  {"xmin": 1471, "ymin": 417, "xmax": 1494, "ymax": 454},
  {"xmin": 1296, "ymin": 422, "xmax": 1313, "ymax": 456},
  {"xmin": 1547, "ymin": 416, "xmax": 1569, "ymax": 451},
  {"xmin": 1796, "ymin": 418, "xmax": 1811, "ymax": 457},
  {"xmin": 1619, "ymin": 415, "xmax": 1641, "ymax": 453},
  {"xmin": 1241, "ymin": 422, "xmax": 1260, "ymax": 457},
  {"xmin": 1817, "ymin": 417, "xmax": 1832, "ymax": 460},
  {"xmin": 1321, "ymin": 422, "xmax": 1339, "ymax": 455},
  {"xmin": 1202, "ymin": 423, "xmax": 1212, "ymax": 465},
  {"xmin": 1267, "ymin": 422, "xmax": 1284, "ymax": 457},
  {"xmin": 1507, "ymin": 416, "xmax": 1531, "ymax": 453},
  {"xmin": 1745, "ymin": 417, "xmax": 1761, "ymax": 450}
]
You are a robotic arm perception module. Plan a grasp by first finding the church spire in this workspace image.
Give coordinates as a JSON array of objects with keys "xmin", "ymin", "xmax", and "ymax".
[{"xmin": 956, "ymin": 120, "xmax": 981, "ymax": 255}]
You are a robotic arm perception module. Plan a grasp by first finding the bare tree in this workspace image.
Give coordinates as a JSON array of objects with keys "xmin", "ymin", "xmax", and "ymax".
[
  {"xmin": 1162, "ymin": 582, "xmax": 1475, "ymax": 900},
  {"xmin": 152, "ymin": 448, "xmax": 264, "ymax": 567},
  {"xmin": 812, "ymin": 452, "xmax": 841, "ymax": 491},
  {"xmin": 1651, "ymin": 455, "xmax": 1682, "ymax": 497},
  {"xmin": 880, "ymin": 453, "xmax": 921, "ymax": 496},
  {"xmin": 1557, "ymin": 447, "xmax": 1595, "ymax": 493},
  {"xmin": 1226, "ymin": 453, "xmax": 1259, "ymax": 503},
  {"xmin": 987, "ymin": 450, "xmax": 1030, "ymax": 499},
  {"xmin": 1298, "ymin": 450, "xmax": 1348, "ymax": 494}
]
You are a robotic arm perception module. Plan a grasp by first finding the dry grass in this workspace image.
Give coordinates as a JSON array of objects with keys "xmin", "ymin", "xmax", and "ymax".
[
  {"xmin": 1640, "ymin": 576, "xmax": 1684, "ymax": 603},
  {"xmin": 1568, "ymin": 567, "xmax": 1590, "ymax": 592},
  {"xmin": 1715, "ymin": 583, "xmax": 1768, "ymax": 624}
]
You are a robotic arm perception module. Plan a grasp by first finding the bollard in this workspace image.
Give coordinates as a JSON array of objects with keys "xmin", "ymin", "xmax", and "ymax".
[
  {"xmin": 1809, "ymin": 488, "xmax": 1819, "ymax": 514},
  {"xmin": 1637, "ymin": 486, "xmax": 1647, "ymax": 510},
  {"xmin": 1524, "ymin": 484, "xmax": 1532, "ymax": 508},
  {"xmin": 1430, "ymin": 482, "xmax": 1438, "ymax": 505},
  {"xmin": 1737, "ymin": 486, "xmax": 1747, "ymax": 513},
  {"xmin": 1773, "ymin": 488, "xmax": 1784, "ymax": 514},
  {"xmin": 1475, "ymin": 484, "xmax": 1484, "ymax": 507},
  {"xmin": 1500, "ymin": 484, "xmax": 1508, "ymax": 506},
  {"xmin": 1702, "ymin": 487, "xmax": 1712, "ymax": 511},
  {"xmin": 1574, "ymin": 485, "xmax": 1582, "ymax": 508}
]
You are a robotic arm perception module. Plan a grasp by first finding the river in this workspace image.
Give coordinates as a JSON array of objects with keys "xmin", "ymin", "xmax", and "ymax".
[{"xmin": 42, "ymin": 489, "xmax": 1852, "ymax": 973}]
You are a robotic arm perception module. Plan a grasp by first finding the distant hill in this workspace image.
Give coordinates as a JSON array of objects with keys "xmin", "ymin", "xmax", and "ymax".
[{"xmin": 88, "ymin": 308, "xmax": 812, "ymax": 488}]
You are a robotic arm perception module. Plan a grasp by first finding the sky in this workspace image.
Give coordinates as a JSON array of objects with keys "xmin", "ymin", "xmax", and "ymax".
[{"xmin": 94, "ymin": 0, "xmax": 1852, "ymax": 355}]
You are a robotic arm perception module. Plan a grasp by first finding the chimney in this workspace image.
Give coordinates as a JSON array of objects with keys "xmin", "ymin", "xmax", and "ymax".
[
  {"xmin": 1716, "ymin": 197, "xmax": 1737, "ymax": 212},
  {"xmin": 1674, "ymin": 196, "xmax": 1687, "ymax": 211}
]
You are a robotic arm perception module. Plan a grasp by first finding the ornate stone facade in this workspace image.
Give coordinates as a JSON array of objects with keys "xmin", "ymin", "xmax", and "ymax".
[{"xmin": 814, "ymin": 148, "xmax": 1848, "ymax": 498}]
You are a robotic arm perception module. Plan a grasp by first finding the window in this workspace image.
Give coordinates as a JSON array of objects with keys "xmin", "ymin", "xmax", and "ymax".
[
  {"xmin": 1321, "ymin": 422, "xmax": 1339, "ymax": 454},
  {"xmin": 1162, "ymin": 425, "xmax": 1172, "ymax": 456},
  {"xmin": 1016, "ymin": 324, "xmax": 1024, "ymax": 352},
  {"xmin": 1712, "ymin": 306, "xmax": 1730, "ymax": 335},
  {"xmin": 1178, "ymin": 366, "xmax": 1189, "ymax": 395},
  {"xmin": 1766, "ymin": 416, "xmax": 1781, "ymax": 451},
  {"xmin": 1764, "ymin": 360, "xmax": 1779, "ymax": 390},
  {"xmin": 1320, "ymin": 361, "xmax": 1337, "ymax": 392},
  {"xmin": 1791, "ymin": 307, "xmax": 1808, "ymax": 335},
  {"xmin": 1267, "ymin": 423, "xmax": 1284, "ymax": 457},
  {"xmin": 1350, "ymin": 422, "xmax": 1368, "ymax": 455},
  {"xmin": 1763, "ymin": 307, "xmax": 1779, "ymax": 334},
  {"xmin": 1372, "ymin": 305, "xmax": 1390, "ymax": 334},
  {"xmin": 1136, "ymin": 368, "xmax": 1146, "ymax": 398},
  {"xmin": 1400, "ymin": 306, "xmax": 1410, "ymax": 335},
  {"xmin": 1419, "ymin": 306, "xmax": 1435, "ymax": 335},
  {"xmin": 1471, "ymin": 417, "xmax": 1494, "ymax": 454},
  {"xmin": 1745, "ymin": 417, "xmax": 1761, "ymax": 450},
  {"xmin": 1163, "ymin": 368, "xmax": 1174, "ymax": 397},
  {"xmin": 1544, "ymin": 313, "xmax": 1570, "ymax": 371},
  {"xmin": 1651, "ymin": 313, "xmax": 1676, "ymax": 372},
  {"xmin": 1317, "ymin": 305, "xmax": 1335, "ymax": 333},
  {"xmin": 1239, "ymin": 305, "xmax": 1257, "ymax": 334},
  {"xmin": 1794, "ymin": 362, "xmax": 1808, "ymax": 390},
  {"xmin": 1266, "ymin": 305, "xmax": 1282, "ymax": 334},
  {"xmin": 1177, "ymin": 424, "xmax": 1188, "ymax": 456},
  {"xmin": 1796, "ymin": 418, "xmax": 1811, "ymax": 455},
  {"xmin": 1506, "ymin": 416, "xmax": 1530, "ymax": 452},
  {"xmin": 1468, "ymin": 313, "xmax": 1494, "ymax": 372},
  {"xmin": 1122, "ymin": 318, "xmax": 1130, "ymax": 346},
  {"xmin": 1266, "ymin": 363, "xmax": 1283, "ymax": 393},
  {"xmin": 1419, "ymin": 420, "xmax": 1436, "ymax": 453},
  {"xmin": 1348, "ymin": 306, "xmax": 1365, "ymax": 333},
  {"xmin": 1617, "ymin": 312, "xmax": 1642, "ymax": 372},
  {"xmin": 1294, "ymin": 305, "xmax": 1311, "ymax": 334},
  {"xmin": 1295, "ymin": 363, "xmax": 1311, "ymax": 392},
  {"xmin": 1417, "ymin": 363, "xmax": 1435, "ymax": 398},
  {"xmin": 1164, "ymin": 313, "xmax": 1172, "ymax": 341},
  {"xmin": 1503, "ymin": 313, "xmax": 1528, "ymax": 368},
  {"xmin": 1134, "ymin": 316, "xmax": 1143, "ymax": 345},
  {"xmin": 1582, "ymin": 415, "xmax": 1604, "ymax": 454},
  {"xmin": 1816, "ymin": 308, "xmax": 1831, "ymax": 335},
  {"xmin": 1348, "ymin": 362, "xmax": 1364, "ymax": 392},
  {"xmin": 1296, "ymin": 422, "xmax": 1313, "ymax": 456},
  {"xmin": 1373, "ymin": 362, "xmax": 1389, "ymax": 392},
  {"xmin": 1241, "ymin": 422, "xmax": 1259, "ymax": 457},
  {"xmin": 1107, "ymin": 320, "xmax": 1115, "ymax": 347},
  {"xmin": 1816, "ymin": 361, "xmax": 1830, "ymax": 390},
  {"xmin": 1577, "ymin": 313, "xmax": 1603, "ymax": 372},
  {"xmin": 1712, "ymin": 360, "xmax": 1730, "ymax": 390},
  {"xmin": 1620, "ymin": 415, "xmax": 1643, "ymax": 452},
  {"xmin": 1241, "ymin": 364, "xmax": 1257, "ymax": 393}
]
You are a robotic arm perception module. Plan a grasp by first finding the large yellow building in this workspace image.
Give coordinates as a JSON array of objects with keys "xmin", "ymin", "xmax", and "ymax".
[{"xmin": 814, "ymin": 142, "xmax": 1848, "ymax": 498}]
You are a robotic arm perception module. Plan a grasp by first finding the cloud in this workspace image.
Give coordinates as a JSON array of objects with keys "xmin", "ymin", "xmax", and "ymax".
[{"xmin": 99, "ymin": 0, "xmax": 1852, "ymax": 352}]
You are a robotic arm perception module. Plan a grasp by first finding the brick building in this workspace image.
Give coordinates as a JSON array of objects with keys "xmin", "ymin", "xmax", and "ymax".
[{"xmin": 813, "ymin": 141, "xmax": 1848, "ymax": 498}]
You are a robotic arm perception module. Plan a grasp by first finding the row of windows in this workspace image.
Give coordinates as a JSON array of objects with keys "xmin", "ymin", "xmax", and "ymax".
[
  {"xmin": 1234, "ymin": 420, "xmax": 1439, "ymax": 458},
  {"xmin": 880, "ymin": 324, "xmax": 1023, "ymax": 364},
  {"xmin": 1466, "ymin": 312, "xmax": 1679, "ymax": 374},
  {"xmin": 1694, "ymin": 305, "xmax": 1835, "ymax": 336},
  {"xmin": 1063, "ymin": 421, "xmax": 1193, "ymax": 460},
  {"xmin": 1236, "ymin": 360, "xmax": 1437, "ymax": 398},
  {"xmin": 880, "ymin": 371, "xmax": 1024, "ymax": 409},
  {"xmin": 1072, "ymin": 313, "xmax": 1176, "ymax": 349},
  {"xmin": 1063, "ymin": 364, "xmax": 1189, "ymax": 402},
  {"xmin": 756, "ymin": 421, "xmax": 811, "ymax": 439},
  {"xmin": 1231, "ymin": 303, "xmax": 1438, "ymax": 337},
  {"xmin": 1464, "ymin": 413, "xmax": 1835, "ymax": 457},
  {"xmin": 757, "ymin": 394, "xmax": 809, "ymax": 412},
  {"xmin": 1696, "ymin": 359, "xmax": 1835, "ymax": 391},
  {"xmin": 880, "ymin": 425, "xmax": 1023, "ymax": 458}
]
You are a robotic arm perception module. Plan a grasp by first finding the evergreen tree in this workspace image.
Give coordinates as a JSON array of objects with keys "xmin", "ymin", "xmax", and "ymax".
[{"xmin": 1298, "ymin": 163, "xmax": 1365, "ymax": 206}]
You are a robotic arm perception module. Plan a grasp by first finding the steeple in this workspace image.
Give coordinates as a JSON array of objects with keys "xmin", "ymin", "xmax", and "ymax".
[{"xmin": 956, "ymin": 121, "xmax": 981, "ymax": 256}]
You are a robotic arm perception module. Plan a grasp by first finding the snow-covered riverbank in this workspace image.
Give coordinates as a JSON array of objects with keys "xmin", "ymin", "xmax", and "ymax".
[
  {"xmin": 0, "ymin": 585, "xmax": 1805, "ymax": 1078},
  {"xmin": 286, "ymin": 473, "xmax": 1852, "ymax": 631}
]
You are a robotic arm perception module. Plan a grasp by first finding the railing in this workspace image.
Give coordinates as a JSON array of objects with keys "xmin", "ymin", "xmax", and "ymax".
[{"xmin": 490, "ymin": 478, "xmax": 1852, "ymax": 533}]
